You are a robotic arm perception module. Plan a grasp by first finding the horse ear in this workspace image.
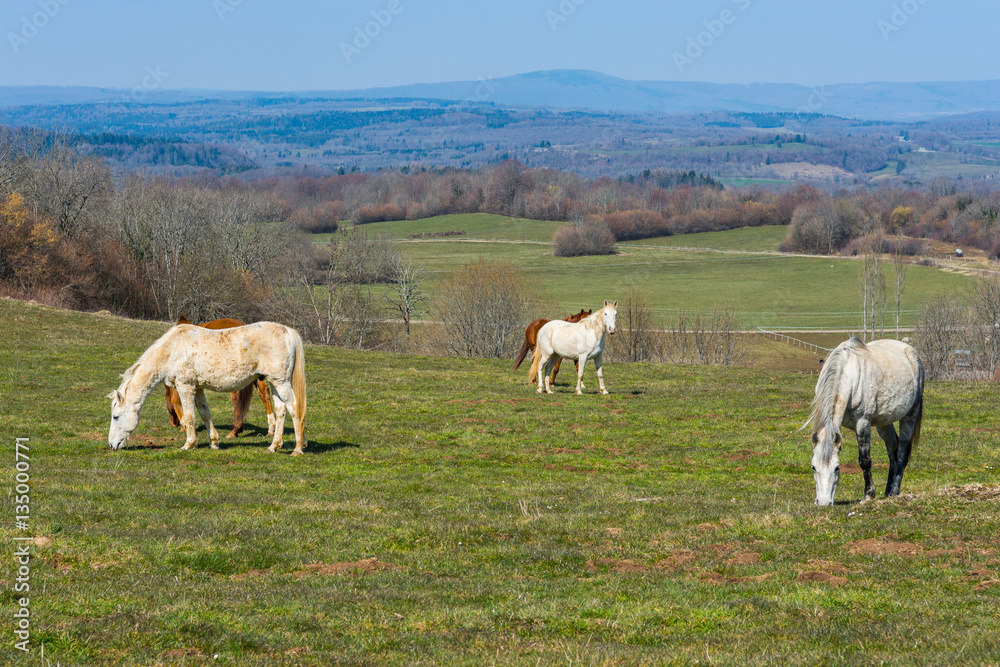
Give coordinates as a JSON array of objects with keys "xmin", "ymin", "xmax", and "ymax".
[
  {"xmin": 107, "ymin": 389, "xmax": 123, "ymax": 403},
  {"xmin": 604, "ymin": 300, "xmax": 609, "ymax": 307},
  {"xmin": 176, "ymin": 314, "xmax": 191, "ymax": 326},
  {"xmin": 612, "ymin": 300, "xmax": 618, "ymax": 308},
  {"xmin": 833, "ymin": 432, "xmax": 842, "ymax": 447},
  {"xmin": 811, "ymin": 432, "xmax": 819, "ymax": 446}
]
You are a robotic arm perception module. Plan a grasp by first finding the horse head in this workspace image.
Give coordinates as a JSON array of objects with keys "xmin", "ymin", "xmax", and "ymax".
[
  {"xmin": 603, "ymin": 300, "xmax": 618, "ymax": 335},
  {"xmin": 811, "ymin": 419, "xmax": 842, "ymax": 506},
  {"xmin": 107, "ymin": 387, "xmax": 140, "ymax": 451}
]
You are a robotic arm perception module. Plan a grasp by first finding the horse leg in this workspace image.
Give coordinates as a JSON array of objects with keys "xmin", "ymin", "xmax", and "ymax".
[
  {"xmin": 551, "ymin": 357, "xmax": 562, "ymax": 386},
  {"xmin": 195, "ymin": 389, "xmax": 220, "ymax": 450},
  {"xmin": 267, "ymin": 389, "xmax": 287, "ymax": 453},
  {"xmin": 576, "ymin": 359, "xmax": 585, "ymax": 390},
  {"xmin": 856, "ymin": 419, "xmax": 876, "ymax": 499},
  {"xmin": 257, "ymin": 379, "xmax": 276, "ymax": 436},
  {"xmin": 855, "ymin": 418, "xmax": 875, "ymax": 499},
  {"xmin": 271, "ymin": 381, "xmax": 306, "ymax": 455},
  {"xmin": 594, "ymin": 353, "xmax": 608, "ymax": 395},
  {"xmin": 575, "ymin": 357, "xmax": 586, "ymax": 395},
  {"xmin": 177, "ymin": 386, "xmax": 199, "ymax": 450},
  {"xmin": 537, "ymin": 351, "xmax": 549, "ymax": 394},
  {"xmin": 544, "ymin": 356, "xmax": 558, "ymax": 394},
  {"xmin": 877, "ymin": 424, "xmax": 901, "ymax": 496}
]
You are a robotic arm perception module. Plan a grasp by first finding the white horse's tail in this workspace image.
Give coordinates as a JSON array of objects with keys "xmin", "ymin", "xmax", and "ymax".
[
  {"xmin": 290, "ymin": 327, "xmax": 307, "ymax": 424},
  {"xmin": 528, "ymin": 342, "xmax": 542, "ymax": 384}
]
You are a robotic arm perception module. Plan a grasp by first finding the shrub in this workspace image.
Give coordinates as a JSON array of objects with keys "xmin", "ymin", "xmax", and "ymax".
[
  {"xmin": 352, "ymin": 203, "xmax": 404, "ymax": 225},
  {"xmin": 553, "ymin": 220, "xmax": 617, "ymax": 257},
  {"xmin": 435, "ymin": 259, "xmax": 539, "ymax": 358}
]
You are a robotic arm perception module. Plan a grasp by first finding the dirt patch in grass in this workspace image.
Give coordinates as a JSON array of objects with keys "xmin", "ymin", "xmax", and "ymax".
[
  {"xmin": 802, "ymin": 559, "xmax": 850, "ymax": 575},
  {"xmin": 292, "ymin": 558, "xmax": 401, "ymax": 577},
  {"xmin": 796, "ymin": 571, "xmax": 847, "ymax": 586},
  {"xmin": 847, "ymin": 537, "xmax": 922, "ymax": 557},
  {"xmin": 727, "ymin": 552, "xmax": 762, "ymax": 566},
  {"xmin": 585, "ymin": 558, "xmax": 649, "ymax": 575},
  {"xmin": 655, "ymin": 550, "xmax": 696, "ymax": 571},
  {"xmin": 939, "ymin": 484, "xmax": 1000, "ymax": 500},
  {"xmin": 699, "ymin": 571, "xmax": 772, "ymax": 585}
]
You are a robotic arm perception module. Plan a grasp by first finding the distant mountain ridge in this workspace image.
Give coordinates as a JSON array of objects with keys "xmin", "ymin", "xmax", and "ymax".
[{"xmin": 2, "ymin": 70, "xmax": 1000, "ymax": 120}]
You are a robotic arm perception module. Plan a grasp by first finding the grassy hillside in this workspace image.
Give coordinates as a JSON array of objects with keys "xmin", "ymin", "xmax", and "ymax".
[
  {"xmin": 318, "ymin": 215, "xmax": 972, "ymax": 330},
  {"xmin": 2, "ymin": 298, "xmax": 1000, "ymax": 665}
]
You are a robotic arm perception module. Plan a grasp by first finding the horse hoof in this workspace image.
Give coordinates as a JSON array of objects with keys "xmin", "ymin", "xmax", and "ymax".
[
  {"xmin": 226, "ymin": 430, "xmax": 239, "ymax": 439},
  {"xmin": 210, "ymin": 443, "xmax": 220, "ymax": 450},
  {"xmin": 267, "ymin": 445, "xmax": 278, "ymax": 453},
  {"xmin": 601, "ymin": 390, "xmax": 609, "ymax": 395},
  {"xmin": 291, "ymin": 450, "xmax": 304, "ymax": 457}
]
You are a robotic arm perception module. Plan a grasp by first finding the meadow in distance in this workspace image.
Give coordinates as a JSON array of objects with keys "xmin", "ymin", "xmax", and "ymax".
[{"xmin": 3, "ymin": 214, "xmax": 1000, "ymax": 665}]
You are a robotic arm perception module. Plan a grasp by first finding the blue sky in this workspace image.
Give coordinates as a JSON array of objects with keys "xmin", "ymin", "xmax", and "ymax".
[{"xmin": 1, "ymin": 0, "xmax": 997, "ymax": 91}]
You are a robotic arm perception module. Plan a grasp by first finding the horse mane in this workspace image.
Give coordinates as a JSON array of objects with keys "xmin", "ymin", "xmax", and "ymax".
[
  {"xmin": 808, "ymin": 337, "xmax": 867, "ymax": 433},
  {"xmin": 582, "ymin": 308, "xmax": 605, "ymax": 336},
  {"xmin": 112, "ymin": 326, "xmax": 179, "ymax": 401}
]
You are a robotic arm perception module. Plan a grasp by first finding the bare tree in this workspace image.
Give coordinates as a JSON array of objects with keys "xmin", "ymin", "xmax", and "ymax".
[
  {"xmin": 858, "ymin": 213, "xmax": 886, "ymax": 341},
  {"xmin": 609, "ymin": 286, "xmax": 661, "ymax": 362},
  {"xmin": 435, "ymin": 259, "xmax": 538, "ymax": 358},
  {"xmin": 890, "ymin": 231, "xmax": 909, "ymax": 339},
  {"xmin": 387, "ymin": 256, "xmax": 427, "ymax": 338},
  {"xmin": 300, "ymin": 230, "xmax": 396, "ymax": 348},
  {"xmin": 972, "ymin": 272, "xmax": 1000, "ymax": 380},
  {"xmin": 213, "ymin": 190, "xmax": 294, "ymax": 283},
  {"xmin": 19, "ymin": 143, "xmax": 111, "ymax": 238},
  {"xmin": 664, "ymin": 306, "xmax": 752, "ymax": 367},
  {"xmin": 914, "ymin": 296, "xmax": 972, "ymax": 380},
  {"xmin": 485, "ymin": 159, "xmax": 532, "ymax": 217}
]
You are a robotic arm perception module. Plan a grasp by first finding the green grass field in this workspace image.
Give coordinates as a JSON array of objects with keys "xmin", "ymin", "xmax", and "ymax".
[
  {"xmin": 3, "ymin": 298, "xmax": 1000, "ymax": 665},
  {"xmin": 317, "ymin": 216, "xmax": 972, "ymax": 330}
]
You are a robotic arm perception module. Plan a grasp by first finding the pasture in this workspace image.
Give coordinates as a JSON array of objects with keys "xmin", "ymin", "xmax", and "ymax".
[
  {"xmin": 3, "ymin": 298, "xmax": 1000, "ymax": 665},
  {"xmin": 320, "ymin": 214, "xmax": 972, "ymax": 330}
]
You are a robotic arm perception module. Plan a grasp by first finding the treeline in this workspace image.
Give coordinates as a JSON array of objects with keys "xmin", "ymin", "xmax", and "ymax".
[
  {"xmin": 248, "ymin": 158, "xmax": 811, "ymax": 240},
  {"xmin": 780, "ymin": 184, "xmax": 1000, "ymax": 256}
]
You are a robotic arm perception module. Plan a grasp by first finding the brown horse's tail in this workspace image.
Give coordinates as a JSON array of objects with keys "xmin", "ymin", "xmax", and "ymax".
[
  {"xmin": 165, "ymin": 386, "xmax": 182, "ymax": 427},
  {"xmin": 230, "ymin": 383, "xmax": 255, "ymax": 435},
  {"xmin": 291, "ymin": 327, "xmax": 307, "ymax": 423},
  {"xmin": 528, "ymin": 344, "xmax": 542, "ymax": 384},
  {"xmin": 513, "ymin": 337, "xmax": 532, "ymax": 370}
]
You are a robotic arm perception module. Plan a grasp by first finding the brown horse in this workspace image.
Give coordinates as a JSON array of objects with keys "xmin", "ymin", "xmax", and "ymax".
[
  {"xmin": 513, "ymin": 309, "xmax": 591, "ymax": 385},
  {"xmin": 165, "ymin": 316, "xmax": 275, "ymax": 439}
]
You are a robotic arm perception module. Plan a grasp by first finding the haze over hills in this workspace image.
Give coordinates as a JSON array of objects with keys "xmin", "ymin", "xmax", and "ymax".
[{"xmin": 2, "ymin": 70, "xmax": 1000, "ymax": 121}]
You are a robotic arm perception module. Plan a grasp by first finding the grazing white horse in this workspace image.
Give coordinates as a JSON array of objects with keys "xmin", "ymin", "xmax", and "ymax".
[
  {"xmin": 530, "ymin": 300, "xmax": 617, "ymax": 395},
  {"xmin": 806, "ymin": 337, "xmax": 923, "ymax": 506},
  {"xmin": 108, "ymin": 322, "xmax": 308, "ymax": 455}
]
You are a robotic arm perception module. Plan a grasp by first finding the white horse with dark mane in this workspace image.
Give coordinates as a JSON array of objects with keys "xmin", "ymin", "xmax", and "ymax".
[
  {"xmin": 806, "ymin": 337, "xmax": 923, "ymax": 505},
  {"xmin": 529, "ymin": 300, "xmax": 617, "ymax": 395},
  {"xmin": 108, "ymin": 322, "xmax": 308, "ymax": 455}
]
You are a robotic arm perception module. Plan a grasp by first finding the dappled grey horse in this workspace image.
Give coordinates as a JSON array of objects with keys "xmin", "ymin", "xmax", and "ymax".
[{"xmin": 806, "ymin": 337, "xmax": 924, "ymax": 506}]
